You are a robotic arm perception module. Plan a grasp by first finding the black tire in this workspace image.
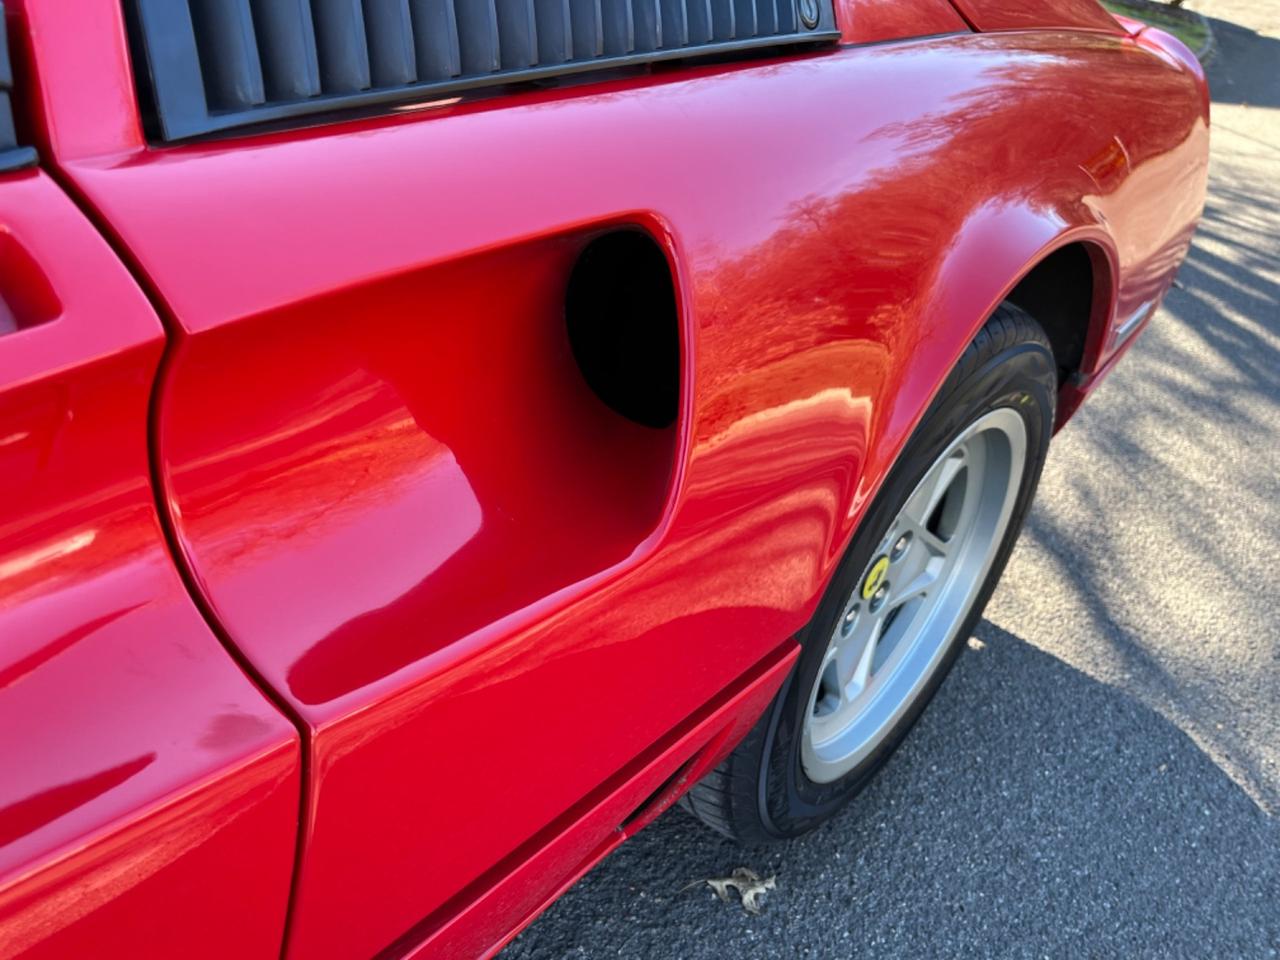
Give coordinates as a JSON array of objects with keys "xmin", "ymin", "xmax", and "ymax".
[{"xmin": 683, "ymin": 303, "xmax": 1057, "ymax": 842}]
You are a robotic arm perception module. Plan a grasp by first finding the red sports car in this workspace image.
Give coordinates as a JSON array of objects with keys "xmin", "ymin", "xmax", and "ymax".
[{"xmin": 0, "ymin": 0, "xmax": 1207, "ymax": 956}]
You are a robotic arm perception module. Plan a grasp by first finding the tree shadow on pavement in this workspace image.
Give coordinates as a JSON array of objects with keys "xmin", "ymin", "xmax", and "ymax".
[
  {"xmin": 1007, "ymin": 138, "xmax": 1280, "ymax": 820},
  {"xmin": 504, "ymin": 621, "xmax": 1279, "ymax": 959}
]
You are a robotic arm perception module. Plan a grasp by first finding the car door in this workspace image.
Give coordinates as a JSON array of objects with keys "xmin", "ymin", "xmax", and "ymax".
[
  {"xmin": 0, "ymin": 21, "xmax": 300, "ymax": 960},
  {"xmin": 13, "ymin": 1, "xmax": 1007, "ymax": 957}
]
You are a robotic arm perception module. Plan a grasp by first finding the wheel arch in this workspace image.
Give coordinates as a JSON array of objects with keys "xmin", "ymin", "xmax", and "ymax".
[
  {"xmin": 925, "ymin": 216, "xmax": 1120, "ymax": 443},
  {"xmin": 827, "ymin": 211, "xmax": 1119, "ymax": 580},
  {"xmin": 1005, "ymin": 239, "xmax": 1117, "ymax": 400}
]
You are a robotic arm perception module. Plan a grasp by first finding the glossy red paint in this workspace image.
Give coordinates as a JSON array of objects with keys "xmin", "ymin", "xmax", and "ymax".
[
  {"xmin": 1109, "ymin": 12, "xmax": 1147, "ymax": 36},
  {"xmin": 6, "ymin": 0, "xmax": 1208, "ymax": 956},
  {"xmin": 834, "ymin": 0, "xmax": 968, "ymax": 44},
  {"xmin": 948, "ymin": 0, "xmax": 1125, "ymax": 33},
  {"xmin": 398, "ymin": 639, "xmax": 798, "ymax": 959},
  {"xmin": 0, "ymin": 169, "xmax": 300, "ymax": 958}
]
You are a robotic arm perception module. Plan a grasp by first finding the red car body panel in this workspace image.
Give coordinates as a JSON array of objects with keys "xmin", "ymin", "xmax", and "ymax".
[
  {"xmin": 949, "ymin": 0, "xmax": 1123, "ymax": 33},
  {"xmin": 395, "ymin": 640, "xmax": 798, "ymax": 959},
  {"xmin": 833, "ymin": 0, "xmax": 968, "ymax": 43},
  {"xmin": 3, "ymin": 0, "xmax": 1207, "ymax": 957},
  {"xmin": 0, "ymin": 170, "xmax": 301, "ymax": 957}
]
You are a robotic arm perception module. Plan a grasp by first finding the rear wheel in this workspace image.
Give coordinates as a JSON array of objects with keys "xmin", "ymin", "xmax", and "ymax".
[{"xmin": 684, "ymin": 303, "xmax": 1057, "ymax": 841}]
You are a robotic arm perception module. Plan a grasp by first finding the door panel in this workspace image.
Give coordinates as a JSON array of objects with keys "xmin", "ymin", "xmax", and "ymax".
[
  {"xmin": 0, "ymin": 168, "xmax": 300, "ymax": 959},
  {"xmin": 22, "ymin": 2, "xmax": 1206, "ymax": 956}
]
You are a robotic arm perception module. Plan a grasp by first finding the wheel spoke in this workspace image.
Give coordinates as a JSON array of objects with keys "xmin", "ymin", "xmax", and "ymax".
[
  {"xmin": 889, "ymin": 564, "xmax": 939, "ymax": 608},
  {"xmin": 897, "ymin": 516, "xmax": 949, "ymax": 558},
  {"xmin": 851, "ymin": 617, "xmax": 881, "ymax": 691},
  {"xmin": 903, "ymin": 447, "xmax": 967, "ymax": 530},
  {"xmin": 836, "ymin": 611, "xmax": 883, "ymax": 696}
]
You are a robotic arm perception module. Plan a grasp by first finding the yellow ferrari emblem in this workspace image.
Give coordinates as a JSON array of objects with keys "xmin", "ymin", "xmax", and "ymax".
[{"xmin": 861, "ymin": 555, "xmax": 890, "ymax": 601}]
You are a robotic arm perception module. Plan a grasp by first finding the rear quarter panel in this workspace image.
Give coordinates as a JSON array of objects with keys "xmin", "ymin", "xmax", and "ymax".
[{"xmin": 17, "ymin": 2, "xmax": 1207, "ymax": 954}]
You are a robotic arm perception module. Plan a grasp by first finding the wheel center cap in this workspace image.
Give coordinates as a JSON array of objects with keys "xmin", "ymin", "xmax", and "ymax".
[{"xmin": 861, "ymin": 555, "xmax": 890, "ymax": 601}]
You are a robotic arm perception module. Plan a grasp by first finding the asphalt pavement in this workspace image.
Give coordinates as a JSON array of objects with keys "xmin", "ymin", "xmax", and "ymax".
[{"xmin": 504, "ymin": 3, "xmax": 1280, "ymax": 955}]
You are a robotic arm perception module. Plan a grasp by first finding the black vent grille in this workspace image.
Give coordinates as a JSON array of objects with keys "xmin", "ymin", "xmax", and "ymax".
[
  {"xmin": 127, "ymin": 0, "xmax": 838, "ymax": 141},
  {"xmin": 0, "ymin": 2, "xmax": 37, "ymax": 172}
]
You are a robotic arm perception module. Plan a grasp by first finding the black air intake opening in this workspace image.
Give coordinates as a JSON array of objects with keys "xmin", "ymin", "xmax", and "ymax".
[{"xmin": 565, "ymin": 231, "xmax": 681, "ymax": 430}]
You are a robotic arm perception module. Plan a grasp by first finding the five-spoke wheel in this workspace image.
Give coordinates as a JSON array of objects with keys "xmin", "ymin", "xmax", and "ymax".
[
  {"xmin": 801, "ymin": 408, "xmax": 1027, "ymax": 782},
  {"xmin": 683, "ymin": 304, "xmax": 1058, "ymax": 842}
]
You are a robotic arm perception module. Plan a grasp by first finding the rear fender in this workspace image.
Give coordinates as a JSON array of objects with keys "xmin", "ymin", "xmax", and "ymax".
[
  {"xmin": 828, "ymin": 198, "xmax": 1118, "ymax": 568},
  {"xmin": 933, "ymin": 205, "xmax": 1120, "ymax": 424}
]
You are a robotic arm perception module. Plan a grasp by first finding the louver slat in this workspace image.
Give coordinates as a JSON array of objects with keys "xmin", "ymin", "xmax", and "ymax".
[
  {"xmin": 659, "ymin": 0, "xmax": 688, "ymax": 46},
  {"xmin": 126, "ymin": 0, "xmax": 837, "ymax": 140},
  {"xmin": 365, "ymin": 0, "xmax": 419, "ymax": 85},
  {"xmin": 684, "ymin": 0, "xmax": 712, "ymax": 44},
  {"xmin": 409, "ymin": 0, "xmax": 463, "ymax": 79},
  {"xmin": 632, "ymin": 0, "xmax": 661, "ymax": 51},
  {"xmin": 495, "ymin": 0, "xmax": 539, "ymax": 68},
  {"xmin": 534, "ymin": 0, "xmax": 574, "ymax": 64},
  {"xmin": 709, "ymin": 0, "xmax": 734, "ymax": 41},
  {"xmin": 131, "ymin": 1, "xmax": 210, "ymax": 137},
  {"xmin": 775, "ymin": 0, "xmax": 796, "ymax": 32},
  {"xmin": 189, "ymin": 0, "xmax": 265, "ymax": 109},
  {"xmin": 568, "ymin": 0, "xmax": 605, "ymax": 58},
  {"xmin": 312, "ymin": 0, "xmax": 372, "ymax": 92},
  {"xmin": 249, "ymin": 0, "xmax": 322, "ymax": 100},
  {"xmin": 455, "ymin": 0, "xmax": 502, "ymax": 73},
  {"xmin": 0, "ymin": 1, "xmax": 36, "ymax": 172},
  {"xmin": 754, "ymin": 0, "xmax": 777, "ymax": 36},
  {"xmin": 600, "ymin": 0, "xmax": 634, "ymax": 55}
]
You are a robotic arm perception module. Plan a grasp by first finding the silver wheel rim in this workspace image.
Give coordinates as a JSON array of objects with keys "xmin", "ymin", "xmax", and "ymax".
[{"xmin": 801, "ymin": 407, "xmax": 1029, "ymax": 784}]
